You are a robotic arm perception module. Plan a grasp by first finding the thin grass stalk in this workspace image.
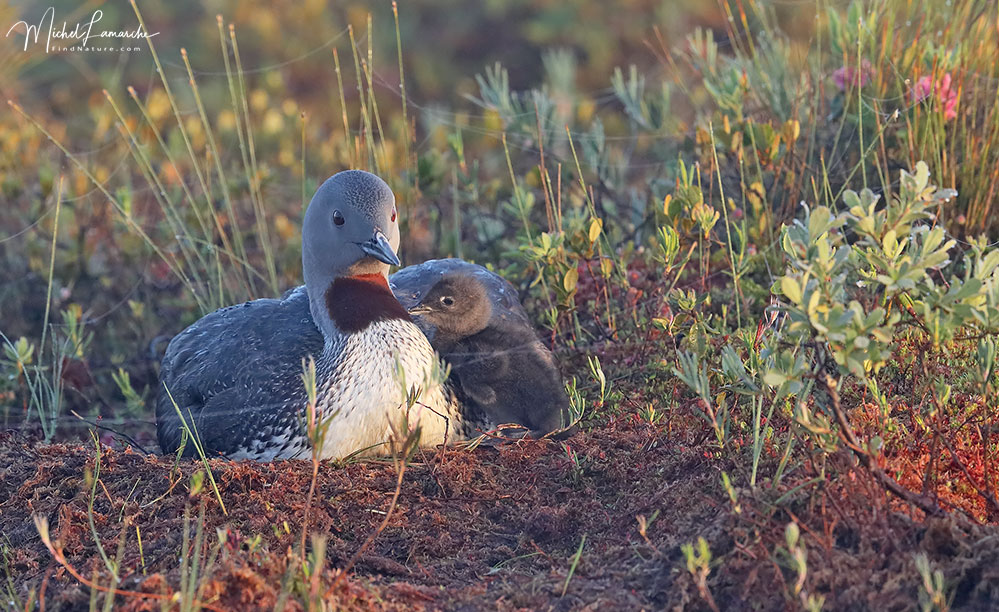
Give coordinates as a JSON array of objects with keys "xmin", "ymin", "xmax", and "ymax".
[
  {"xmin": 555, "ymin": 162, "xmax": 563, "ymax": 229},
  {"xmin": 716, "ymin": 0, "xmax": 750, "ymax": 60},
  {"xmin": 326, "ymin": 455, "xmax": 408, "ymax": 595},
  {"xmin": 103, "ymin": 91, "xmax": 210, "ymax": 310},
  {"xmin": 307, "ymin": 534, "xmax": 328, "ymax": 608},
  {"xmin": 873, "ymin": 99, "xmax": 891, "ymax": 201},
  {"xmin": 564, "ymin": 126, "xmax": 625, "ymax": 286},
  {"xmin": 750, "ymin": 394, "xmax": 777, "ymax": 487},
  {"xmin": 183, "ymin": 236, "xmax": 269, "ymax": 288},
  {"xmin": 185, "ymin": 503, "xmax": 206, "ymax": 611},
  {"xmin": 163, "ymin": 385, "xmax": 228, "ymax": 516},
  {"xmin": 503, "ymin": 133, "xmax": 533, "ymax": 242},
  {"xmin": 39, "ymin": 176, "xmax": 63, "ymax": 358},
  {"xmin": 108, "ymin": 115, "xmax": 203, "ymax": 287},
  {"xmin": 856, "ymin": 17, "xmax": 867, "ymax": 188},
  {"xmin": 135, "ymin": 525, "xmax": 146, "ymax": 575},
  {"xmin": 332, "ymin": 48, "xmax": 353, "ymax": 168},
  {"xmin": 362, "ymin": 14, "xmax": 390, "ymax": 171},
  {"xmin": 708, "ymin": 120, "xmax": 743, "ymax": 329},
  {"xmin": 502, "ymin": 133, "xmax": 558, "ymax": 331},
  {"xmin": 823, "ymin": 77, "xmax": 855, "ymax": 194},
  {"xmin": 229, "ymin": 23, "xmax": 279, "ymax": 293},
  {"xmin": 301, "ymin": 112, "xmax": 307, "ymax": 210},
  {"xmin": 452, "ymin": 168, "xmax": 462, "ymax": 259},
  {"xmin": 348, "ymin": 25, "xmax": 376, "ymax": 172},
  {"xmin": 179, "ymin": 504, "xmax": 190, "ymax": 606},
  {"xmin": 831, "ymin": 118, "xmax": 896, "ymax": 206},
  {"xmin": 89, "ymin": 565, "xmax": 100, "ymax": 612},
  {"xmin": 535, "ymin": 102, "xmax": 555, "ymax": 234},
  {"xmin": 802, "ymin": 0, "xmax": 824, "ymax": 209},
  {"xmin": 1, "ymin": 329, "xmax": 49, "ymax": 436},
  {"xmin": 564, "ymin": 126, "xmax": 597, "ymax": 218},
  {"xmin": 560, "ymin": 533, "xmax": 586, "ymax": 597},
  {"xmin": 128, "ymin": 0, "xmax": 244, "ymax": 298},
  {"xmin": 217, "ymin": 17, "xmax": 273, "ymax": 295},
  {"xmin": 100, "ymin": 522, "xmax": 129, "ymax": 612},
  {"xmin": 392, "ymin": 1, "xmax": 413, "ymax": 187},
  {"xmin": 87, "ymin": 432, "xmax": 117, "ymax": 579},
  {"xmin": 126, "ymin": 85, "xmax": 221, "ymax": 307},
  {"xmin": 180, "ymin": 48, "xmax": 256, "ymax": 298}
]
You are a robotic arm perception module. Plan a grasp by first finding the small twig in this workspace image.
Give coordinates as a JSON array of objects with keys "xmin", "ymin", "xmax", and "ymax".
[
  {"xmin": 934, "ymin": 427, "xmax": 999, "ymax": 517},
  {"xmin": 32, "ymin": 515, "xmax": 224, "ymax": 611},
  {"xmin": 927, "ymin": 391, "xmax": 999, "ymax": 517},
  {"xmin": 139, "ymin": 469, "xmax": 184, "ymax": 509},
  {"xmin": 300, "ymin": 451, "xmax": 321, "ymax": 562},
  {"xmin": 822, "ymin": 375, "xmax": 944, "ymax": 517},
  {"xmin": 952, "ymin": 330, "xmax": 999, "ymax": 342},
  {"xmin": 38, "ymin": 565, "xmax": 52, "ymax": 612},
  {"xmin": 70, "ymin": 411, "xmax": 152, "ymax": 455},
  {"xmin": 472, "ymin": 423, "xmax": 531, "ymax": 442},
  {"xmin": 300, "ymin": 358, "xmax": 323, "ymax": 564},
  {"xmin": 528, "ymin": 540, "xmax": 553, "ymax": 563},
  {"xmin": 326, "ymin": 457, "xmax": 408, "ymax": 596}
]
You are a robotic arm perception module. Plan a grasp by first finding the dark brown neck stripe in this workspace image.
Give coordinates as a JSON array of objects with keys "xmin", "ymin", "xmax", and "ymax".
[{"xmin": 326, "ymin": 273, "xmax": 412, "ymax": 333}]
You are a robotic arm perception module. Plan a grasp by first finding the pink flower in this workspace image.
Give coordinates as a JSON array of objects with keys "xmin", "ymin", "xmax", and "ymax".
[
  {"xmin": 912, "ymin": 76, "xmax": 934, "ymax": 102},
  {"xmin": 911, "ymin": 72, "xmax": 959, "ymax": 121},
  {"xmin": 832, "ymin": 59, "xmax": 873, "ymax": 91}
]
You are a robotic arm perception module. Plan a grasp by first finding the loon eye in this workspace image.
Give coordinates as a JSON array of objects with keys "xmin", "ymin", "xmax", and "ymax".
[
  {"xmin": 332, "ymin": 210, "xmax": 345, "ymax": 226},
  {"xmin": 391, "ymin": 207, "xmax": 397, "ymax": 223},
  {"xmin": 440, "ymin": 296, "xmax": 455, "ymax": 307}
]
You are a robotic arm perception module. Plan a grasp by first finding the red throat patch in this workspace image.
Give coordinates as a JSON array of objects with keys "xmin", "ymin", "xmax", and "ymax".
[{"xmin": 325, "ymin": 273, "xmax": 412, "ymax": 333}]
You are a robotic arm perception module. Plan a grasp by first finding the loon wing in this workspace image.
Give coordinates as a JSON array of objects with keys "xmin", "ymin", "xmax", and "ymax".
[{"xmin": 156, "ymin": 289, "xmax": 322, "ymax": 457}]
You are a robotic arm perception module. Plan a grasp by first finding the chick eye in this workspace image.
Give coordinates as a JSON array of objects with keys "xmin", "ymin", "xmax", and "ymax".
[
  {"xmin": 332, "ymin": 210, "xmax": 345, "ymax": 226},
  {"xmin": 440, "ymin": 296, "xmax": 455, "ymax": 307}
]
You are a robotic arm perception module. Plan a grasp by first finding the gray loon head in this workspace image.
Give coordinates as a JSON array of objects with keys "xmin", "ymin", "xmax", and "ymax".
[{"xmin": 302, "ymin": 170, "xmax": 403, "ymax": 338}]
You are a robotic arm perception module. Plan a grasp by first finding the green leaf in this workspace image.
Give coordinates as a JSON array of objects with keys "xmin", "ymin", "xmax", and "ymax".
[
  {"xmin": 763, "ymin": 371, "xmax": 787, "ymax": 387},
  {"xmin": 588, "ymin": 218, "xmax": 603, "ymax": 243},
  {"xmin": 842, "ymin": 189, "xmax": 861, "ymax": 211},
  {"xmin": 914, "ymin": 160, "xmax": 930, "ymax": 192},
  {"xmin": 780, "ymin": 276, "xmax": 802, "ymax": 305},
  {"xmin": 808, "ymin": 206, "xmax": 832, "ymax": 238},
  {"xmin": 600, "ymin": 258, "xmax": 614, "ymax": 278},
  {"xmin": 563, "ymin": 267, "xmax": 579, "ymax": 293},
  {"xmin": 882, "ymin": 229, "xmax": 897, "ymax": 257}
]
